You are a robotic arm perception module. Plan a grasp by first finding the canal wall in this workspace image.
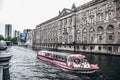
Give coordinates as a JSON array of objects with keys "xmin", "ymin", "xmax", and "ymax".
[{"xmin": 33, "ymin": 44, "xmax": 120, "ymax": 56}]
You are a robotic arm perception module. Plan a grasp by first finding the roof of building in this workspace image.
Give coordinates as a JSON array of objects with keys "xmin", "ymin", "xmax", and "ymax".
[{"xmin": 36, "ymin": 0, "xmax": 106, "ymax": 28}]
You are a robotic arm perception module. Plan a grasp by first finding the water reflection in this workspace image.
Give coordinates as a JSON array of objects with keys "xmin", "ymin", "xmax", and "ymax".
[{"xmin": 84, "ymin": 53, "xmax": 120, "ymax": 80}]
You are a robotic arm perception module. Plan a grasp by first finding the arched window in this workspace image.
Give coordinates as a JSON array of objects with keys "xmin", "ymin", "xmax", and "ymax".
[
  {"xmin": 119, "ymin": 23, "xmax": 120, "ymax": 28},
  {"xmin": 77, "ymin": 30, "xmax": 80, "ymax": 34},
  {"xmin": 98, "ymin": 46, "xmax": 101, "ymax": 50},
  {"xmin": 107, "ymin": 25, "xmax": 114, "ymax": 30},
  {"xmin": 89, "ymin": 28, "xmax": 94, "ymax": 32},
  {"xmin": 107, "ymin": 3, "xmax": 112, "ymax": 8},
  {"xmin": 83, "ymin": 46, "xmax": 86, "ymax": 50},
  {"xmin": 90, "ymin": 46, "xmax": 94, "ymax": 50},
  {"xmin": 97, "ymin": 26, "xmax": 103, "ymax": 31},
  {"xmin": 83, "ymin": 28, "xmax": 87, "ymax": 33}
]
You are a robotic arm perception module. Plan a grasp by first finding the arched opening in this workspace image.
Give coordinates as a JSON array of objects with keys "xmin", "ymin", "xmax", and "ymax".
[
  {"xmin": 108, "ymin": 47, "xmax": 112, "ymax": 52},
  {"xmin": 98, "ymin": 46, "xmax": 101, "ymax": 51},
  {"xmin": 82, "ymin": 28, "xmax": 87, "ymax": 33},
  {"xmin": 83, "ymin": 45, "xmax": 86, "ymax": 50},
  {"xmin": 77, "ymin": 46, "xmax": 79, "ymax": 50},
  {"xmin": 118, "ymin": 23, "xmax": 120, "ymax": 28},
  {"xmin": 107, "ymin": 24, "xmax": 114, "ymax": 30},
  {"xmin": 89, "ymin": 27, "xmax": 94, "ymax": 32},
  {"xmin": 90, "ymin": 46, "xmax": 94, "ymax": 51},
  {"xmin": 97, "ymin": 26, "xmax": 103, "ymax": 31}
]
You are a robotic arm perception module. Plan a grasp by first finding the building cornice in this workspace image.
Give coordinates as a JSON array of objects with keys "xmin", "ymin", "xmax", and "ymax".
[
  {"xmin": 36, "ymin": 0, "xmax": 109, "ymax": 28},
  {"xmin": 76, "ymin": 0, "xmax": 107, "ymax": 11}
]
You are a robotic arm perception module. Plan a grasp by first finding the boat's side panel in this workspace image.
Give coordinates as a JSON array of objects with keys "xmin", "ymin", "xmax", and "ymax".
[
  {"xmin": 37, "ymin": 54, "xmax": 74, "ymax": 69},
  {"xmin": 37, "ymin": 55, "xmax": 54, "ymax": 63}
]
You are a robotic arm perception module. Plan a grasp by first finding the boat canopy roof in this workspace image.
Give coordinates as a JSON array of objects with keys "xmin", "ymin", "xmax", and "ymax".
[{"xmin": 38, "ymin": 50, "xmax": 86, "ymax": 59}]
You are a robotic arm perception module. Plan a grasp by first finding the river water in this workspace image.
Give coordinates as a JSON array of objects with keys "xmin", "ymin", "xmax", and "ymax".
[{"xmin": 1, "ymin": 46, "xmax": 120, "ymax": 80}]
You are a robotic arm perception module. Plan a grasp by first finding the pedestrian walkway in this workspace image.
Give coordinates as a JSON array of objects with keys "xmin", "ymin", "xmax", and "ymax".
[{"xmin": 0, "ymin": 66, "xmax": 3, "ymax": 80}]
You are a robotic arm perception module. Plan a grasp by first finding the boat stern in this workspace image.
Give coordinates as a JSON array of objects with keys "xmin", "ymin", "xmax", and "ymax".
[{"xmin": 90, "ymin": 64, "xmax": 99, "ymax": 70}]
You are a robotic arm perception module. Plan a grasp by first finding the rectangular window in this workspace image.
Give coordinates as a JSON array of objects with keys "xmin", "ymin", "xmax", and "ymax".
[
  {"xmin": 64, "ymin": 18, "xmax": 67, "ymax": 25},
  {"xmin": 109, "ymin": 35, "xmax": 112, "ymax": 40},
  {"xmin": 69, "ymin": 17, "xmax": 72, "ymax": 25},
  {"xmin": 83, "ymin": 37, "xmax": 86, "ymax": 41},
  {"xmin": 99, "ymin": 36, "xmax": 102, "ymax": 40},
  {"xmin": 83, "ymin": 18, "xmax": 87, "ymax": 24},
  {"xmin": 98, "ymin": 46, "xmax": 101, "ymax": 50},
  {"xmin": 83, "ymin": 46, "xmax": 86, "ymax": 50},
  {"xmin": 60, "ymin": 20, "xmax": 63, "ymax": 27},
  {"xmin": 69, "ymin": 27, "xmax": 72, "ymax": 33},
  {"xmin": 108, "ymin": 13, "xmax": 112, "ymax": 20},
  {"xmin": 98, "ymin": 15, "xmax": 102, "ymax": 22},
  {"xmin": 108, "ymin": 47, "xmax": 112, "ymax": 51},
  {"xmin": 91, "ymin": 36, "xmax": 93, "ymax": 42},
  {"xmin": 106, "ymin": 12, "xmax": 112, "ymax": 20},
  {"xmin": 90, "ymin": 17, "xmax": 94, "ymax": 23}
]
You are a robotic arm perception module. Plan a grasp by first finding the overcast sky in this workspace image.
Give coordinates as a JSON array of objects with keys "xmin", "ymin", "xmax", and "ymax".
[{"xmin": 0, "ymin": 0, "xmax": 91, "ymax": 36}]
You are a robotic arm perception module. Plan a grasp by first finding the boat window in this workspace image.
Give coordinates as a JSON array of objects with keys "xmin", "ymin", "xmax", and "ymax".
[
  {"xmin": 57, "ymin": 56, "xmax": 66, "ymax": 61},
  {"xmin": 65, "ymin": 58, "xmax": 67, "ymax": 61},
  {"xmin": 54, "ymin": 55, "xmax": 56, "ymax": 58},
  {"xmin": 68, "ymin": 56, "xmax": 88, "ymax": 64},
  {"xmin": 59, "ymin": 56, "xmax": 61, "ymax": 59},
  {"xmin": 41, "ymin": 52, "xmax": 45, "ymax": 55},
  {"xmin": 50, "ymin": 54, "xmax": 53, "ymax": 58},
  {"xmin": 56, "ymin": 55, "xmax": 58, "ymax": 58},
  {"xmin": 68, "ymin": 57, "xmax": 72, "ymax": 62},
  {"xmin": 59, "ymin": 56, "xmax": 63, "ymax": 60},
  {"xmin": 80, "ymin": 58, "xmax": 88, "ymax": 63},
  {"xmin": 62, "ymin": 56, "xmax": 67, "ymax": 61},
  {"xmin": 49, "ymin": 54, "xmax": 53, "ymax": 58},
  {"xmin": 54, "ymin": 55, "xmax": 58, "ymax": 59},
  {"xmin": 45, "ymin": 53, "xmax": 51, "ymax": 57},
  {"xmin": 52, "ymin": 55, "xmax": 55, "ymax": 58}
]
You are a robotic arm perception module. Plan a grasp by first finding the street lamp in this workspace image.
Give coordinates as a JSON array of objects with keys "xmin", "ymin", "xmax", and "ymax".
[{"xmin": 73, "ymin": 6, "xmax": 77, "ymax": 54}]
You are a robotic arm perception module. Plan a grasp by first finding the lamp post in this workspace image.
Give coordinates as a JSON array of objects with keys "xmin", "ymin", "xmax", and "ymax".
[{"xmin": 73, "ymin": 7, "xmax": 77, "ymax": 54}]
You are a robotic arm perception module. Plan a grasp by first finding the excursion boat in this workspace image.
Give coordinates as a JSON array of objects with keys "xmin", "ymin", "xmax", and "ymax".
[{"xmin": 37, "ymin": 50, "xmax": 99, "ymax": 74}]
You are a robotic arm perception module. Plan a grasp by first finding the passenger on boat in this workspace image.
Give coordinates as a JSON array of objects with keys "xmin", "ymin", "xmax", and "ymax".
[
  {"xmin": 74, "ymin": 59, "xmax": 80, "ymax": 64},
  {"xmin": 73, "ymin": 58, "xmax": 81, "ymax": 68}
]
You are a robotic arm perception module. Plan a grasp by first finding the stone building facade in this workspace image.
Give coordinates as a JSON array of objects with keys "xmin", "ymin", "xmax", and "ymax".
[
  {"xmin": 33, "ymin": 0, "xmax": 120, "ymax": 55},
  {"xmin": 26, "ymin": 30, "xmax": 34, "ymax": 47}
]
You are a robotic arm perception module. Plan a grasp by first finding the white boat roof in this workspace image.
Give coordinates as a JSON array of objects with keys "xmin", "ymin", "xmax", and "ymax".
[{"xmin": 39, "ymin": 50, "xmax": 85, "ymax": 58}]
